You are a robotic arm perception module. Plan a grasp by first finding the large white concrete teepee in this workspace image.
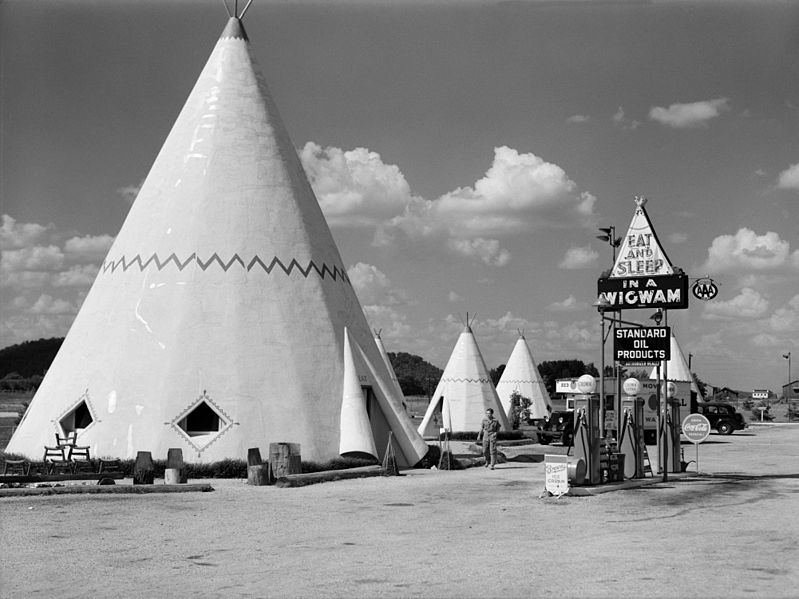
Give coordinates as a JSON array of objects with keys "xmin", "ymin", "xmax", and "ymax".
[
  {"xmin": 648, "ymin": 332, "xmax": 704, "ymax": 400},
  {"xmin": 6, "ymin": 17, "xmax": 428, "ymax": 467},
  {"xmin": 496, "ymin": 333, "xmax": 552, "ymax": 422},
  {"xmin": 418, "ymin": 324, "xmax": 510, "ymax": 436}
]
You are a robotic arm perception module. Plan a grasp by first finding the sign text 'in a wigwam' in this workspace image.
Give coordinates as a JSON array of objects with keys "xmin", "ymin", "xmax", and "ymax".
[{"xmin": 597, "ymin": 273, "xmax": 688, "ymax": 311}]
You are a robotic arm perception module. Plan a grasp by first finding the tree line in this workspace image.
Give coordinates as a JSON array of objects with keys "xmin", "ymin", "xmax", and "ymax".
[{"xmin": 2, "ymin": 338, "xmax": 673, "ymax": 398}]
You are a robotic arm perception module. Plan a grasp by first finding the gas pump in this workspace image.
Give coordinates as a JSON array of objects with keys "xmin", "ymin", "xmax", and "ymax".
[
  {"xmin": 618, "ymin": 378, "xmax": 645, "ymax": 478},
  {"xmin": 660, "ymin": 382, "xmax": 682, "ymax": 475},
  {"xmin": 667, "ymin": 392, "xmax": 682, "ymax": 474},
  {"xmin": 572, "ymin": 392, "xmax": 601, "ymax": 485}
]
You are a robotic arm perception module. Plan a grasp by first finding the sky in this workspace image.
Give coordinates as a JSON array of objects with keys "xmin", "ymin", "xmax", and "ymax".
[{"xmin": 1, "ymin": 0, "xmax": 798, "ymax": 394}]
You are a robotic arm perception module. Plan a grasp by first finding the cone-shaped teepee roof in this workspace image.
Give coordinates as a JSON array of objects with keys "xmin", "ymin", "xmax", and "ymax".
[
  {"xmin": 7, "ymin": 17, "xmax": 428, "ymax": 467},
  {"xmin": 418, "ymin": 324, "xmax": 509, "ymax": 435},
  {"xmin": 496, "ymin": 333, "xmax": 552, "ymax": 421},
  {"xmin": 649, "ymin": 332, "xmax": 704, "ymax": 400}
]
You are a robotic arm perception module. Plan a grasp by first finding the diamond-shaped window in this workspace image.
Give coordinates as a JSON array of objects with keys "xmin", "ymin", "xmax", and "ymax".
[
  {"xmin": 177, "ymin": 400, "xmax": 227, "ymax": 437},
  {"xmin": 59, "ymin": 400, "xmax": 94, "ymax": 434}
]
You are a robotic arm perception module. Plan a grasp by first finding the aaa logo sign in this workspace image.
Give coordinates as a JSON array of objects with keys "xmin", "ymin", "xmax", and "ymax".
[{"xmin": 691, "ymin": 278, "xmax": 718, "ymax": 301}]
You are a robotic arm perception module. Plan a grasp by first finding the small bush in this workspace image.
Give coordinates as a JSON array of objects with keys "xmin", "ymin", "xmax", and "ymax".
[
  {"xmin": 416, "ymin": 445, "xmax": 441, "ymax": 469},
  {"xmin": 444, "ymin": 430, "xmax": 525, "ymax": 442}
]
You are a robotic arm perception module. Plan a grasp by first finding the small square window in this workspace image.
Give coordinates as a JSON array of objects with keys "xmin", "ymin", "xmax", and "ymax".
[
  {"xmin": 60, "ymin": 400, "xmax": 94, "ymax": 434},
  {"xmin": 177, "ymin": 401, "xmax": 225, "ymax": 437}
]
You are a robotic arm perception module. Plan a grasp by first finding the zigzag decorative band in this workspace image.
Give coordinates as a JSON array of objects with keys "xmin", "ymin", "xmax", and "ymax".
[
  {"xmin": 441, "ymin": 377, "xmax": 492, "ymax": 384},
  {"xmin": 101, "ymin": 253, "xmax": 350, "ymax": 282}
]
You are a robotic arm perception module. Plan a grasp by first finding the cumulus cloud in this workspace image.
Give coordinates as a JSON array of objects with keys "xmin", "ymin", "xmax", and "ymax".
[
  {"xmin": 429, "ymin": 146, "xmax": 596, "ymax": 237},
  {"xmin": 649, "ymin": 97, "xmax": 730, "ymax": 129},
  {"xmin": 701, "ymin": 228, "xmax": 792, "ymax": 273},
  {"xmin": 306, "ymin": 144, "xmax": 597, "ymax": 265},
  {"xmin": 52, "ymin": 265, "xmax": 100, "ymax": 287},
  {"xmin": 117, "ymin": 182, "xmax": 143, "ymax": 205},
  {"xmin": 64, "ymin": 234, "xmax": 115, "ymax": 259},
  {"xmin": 777, "ymin": 163, "xmax": 799, "ymax": 190},
  {"xmin": 448, "ymin": 291, "xmax": 462, "ymax": 302},
  {"xmin": 362, "ymin": 305, "xmax": 411, "ymax": 340},
  {"xmin": 301, "ymin": 143, "xmax": 416, "ymax": 227},
  {"xmin": 29, "ymin": 294, "xmax": 76, "ymax": 315},
  {"xmin": 767, "ymin": 294, "xmax": 799, "ymax": 333},
  {"xmin": 558, "ymin": 245, "xmax": 599, "ymax": 269},
  {"xmin": 668, "ymin": 232, "xmax": 688, "ymax": 244},
  {"xmin": 548, "ymin": 295, "xmax": 587, "ymax": 312},
  {"xmin": 612, "ymin": 107, "xmax": 640, "ymax": 130},
  {"xmin": 703, "ymin": 287, "xmax": 769, "ymax": 320},
  {"xmin": 566, "ymin": 114, "xmax": 590, "ymax": 124},
  {"xmin": 1, "ymin": 245, "xmax": 64, "ymax": 272},
  {"xmin": 0, "ymin": 215, "xmax": 52, "ymax": 250},
  {"xmin": 483, "ymin": 312, "xmax": 538, "ymax": 334},
  {"xmin": 447, "ymin": 238, "xmax": 511, "ymax": 266},
  {"xmin": 347, "ymin": 262, "xmax": 406, "ymax": 307},
  {"xmin": 0, "ymin": 216, "xmax": 116, "ymax": 344}
]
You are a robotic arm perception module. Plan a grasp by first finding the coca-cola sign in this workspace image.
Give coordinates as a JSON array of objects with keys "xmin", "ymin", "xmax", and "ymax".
[{"xmin": 682, "ymin": 413, "xmax": 711, "ymax": 444}]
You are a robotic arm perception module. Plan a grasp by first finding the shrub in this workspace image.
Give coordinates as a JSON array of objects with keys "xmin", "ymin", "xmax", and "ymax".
[
  {"xmin": 444, "ymin": 430, "xmax": 525, "ymax": 441},
  {"xmin": 416, "ymin": 445, "xmax": 441, "ymax": 469}
]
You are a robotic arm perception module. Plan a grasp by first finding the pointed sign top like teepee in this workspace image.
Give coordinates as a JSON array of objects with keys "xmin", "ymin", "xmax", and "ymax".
[{"xmin": 609, "ymin": 196, "xmax": 675, "ymax": 279}]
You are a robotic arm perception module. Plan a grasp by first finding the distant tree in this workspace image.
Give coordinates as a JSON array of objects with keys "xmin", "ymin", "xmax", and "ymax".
[
  {"xmin": 537, "ymin": 360, "xmax": 599, "ymax": 396},
  {"xmin": 388, "ymin": 352, "xmax": 443, "ymax": 397},
  {"xmin": 490, "ymin": 364, "xmax": 506, "ymax": 386},
  {"xmin": 693, "ymin": 373, "xmax": 708, "ymax": 398},
  {"xmin": 0, "ymin": 338, "xmax": 64, "ymax": 378}
]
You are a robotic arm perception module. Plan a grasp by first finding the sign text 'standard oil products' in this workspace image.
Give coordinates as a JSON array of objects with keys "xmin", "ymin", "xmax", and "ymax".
[{"xmin": 613, "ymin": 326, "xmax": 671, "ymax": 363}]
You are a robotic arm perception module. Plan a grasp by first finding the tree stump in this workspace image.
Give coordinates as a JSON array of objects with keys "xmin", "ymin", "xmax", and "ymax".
[
  {"xmin": 247, "ymin": 448, "xmax": 263, "ymax": 466},
  {"xmin": 133, "ymin": 451, "xmax": 154, "ymax": 485},
  {"xmin": 247, "ymin": 464, "xmax": 271, "ymax": 486},
  {"xmin": 165, "ymin": 448, "xmax": 187, "ymax": 483},
  {"xmin": 269, "ymin": 443, "xmax": 301, "ymax": 479},
  {"xmin": 246, "ymin": 447, "xmax": 271, "ymax": 486}
]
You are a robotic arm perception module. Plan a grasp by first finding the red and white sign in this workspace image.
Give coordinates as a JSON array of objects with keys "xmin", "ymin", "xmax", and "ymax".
[{"xmin": 682, "ymin": 413, "xmax": 711, "ymax": 444}]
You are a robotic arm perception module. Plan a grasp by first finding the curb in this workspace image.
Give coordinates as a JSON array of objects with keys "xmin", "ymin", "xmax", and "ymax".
[{"xmin": 0, "ymin": 483, "xmax": 214, "ymax": 498}]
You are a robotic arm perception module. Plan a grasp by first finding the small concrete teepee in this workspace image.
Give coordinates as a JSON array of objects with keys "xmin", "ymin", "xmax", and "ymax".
[
  {"xmin": 6, "ymin": 15, "xmax": 428, "ymax": 467},
  {"xmin": 496, "ymin": 332, "xmax": 552, "ymax": 422},
  {"xmin": 418, "ymin": 317, "xmax": 509, "ymax": 436}
]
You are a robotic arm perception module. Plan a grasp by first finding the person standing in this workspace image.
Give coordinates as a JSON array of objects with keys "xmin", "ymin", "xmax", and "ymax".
[{"xmin": 477, "ymin": 408, "xmax": 501, "ymax": 469}]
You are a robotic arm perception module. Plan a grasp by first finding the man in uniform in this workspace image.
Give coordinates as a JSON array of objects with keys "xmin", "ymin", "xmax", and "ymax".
[{"xmin": 476, "ymin": 408, "xmax": 501, "ymax": 469}]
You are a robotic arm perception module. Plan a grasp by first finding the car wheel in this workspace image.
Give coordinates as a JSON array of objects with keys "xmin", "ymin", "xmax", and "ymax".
[{"xmin": 717, "ymin": 421, "xmax": 733, "ymax": 435}]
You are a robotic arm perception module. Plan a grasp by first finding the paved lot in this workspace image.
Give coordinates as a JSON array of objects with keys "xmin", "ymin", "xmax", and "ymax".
[{"xmin": 1, "ymin": 424, "xmax": 798, "ymax": 598}]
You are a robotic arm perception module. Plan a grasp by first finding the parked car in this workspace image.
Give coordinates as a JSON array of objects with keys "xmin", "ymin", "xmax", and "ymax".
[
  {"xmin": 536, "ymin": 410, "xmax": 573, "ymax": 446},
  {"xmin": 695, "ymin": 402, "xmax": 748, "ymax": 435}
]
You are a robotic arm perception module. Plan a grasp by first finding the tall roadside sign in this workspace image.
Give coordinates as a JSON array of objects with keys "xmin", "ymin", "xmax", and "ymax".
[{"xmin": 596, "ymin": 196, "xmax": 689, "ymax": 483}]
